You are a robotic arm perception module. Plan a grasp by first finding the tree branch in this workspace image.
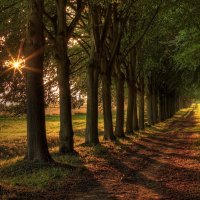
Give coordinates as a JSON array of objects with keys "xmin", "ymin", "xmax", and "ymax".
[
  {"xmin": 67, "ymin": 1, "xmax": 85, "ymax": 41},
  {"xmin": 122, "ymin": 0, "xmax": 163, "ymax": 60}
]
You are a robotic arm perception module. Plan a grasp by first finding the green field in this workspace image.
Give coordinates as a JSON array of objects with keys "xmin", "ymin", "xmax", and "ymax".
[{"xmin": 0, "ymin": 112, "xmax": 117, "ymax": 140}]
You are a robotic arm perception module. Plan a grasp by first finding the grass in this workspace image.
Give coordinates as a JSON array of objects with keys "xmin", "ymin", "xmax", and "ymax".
[
  {"xmin": 0, "ymin": 113, "xmax": 84, "ymax": 189},
  {"xmin": 0, "ymin": 112, "xmax": 119, "ymax": 190},
  {"xmin": 0, "ymin": 113, "xmax": 106, "ymax": 142},
  {"xmin": 0, "ymin": 159, "xmax": 71, "ymax": 189},
  {"xmin": 0, "ymin": 141, "xmax": 134, "ymax": 190},
  {"xmin": 0, "ymin": 106, "xmax": 198, "ymax": 191}
]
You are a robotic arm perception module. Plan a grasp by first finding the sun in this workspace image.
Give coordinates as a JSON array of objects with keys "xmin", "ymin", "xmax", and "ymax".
[
  {"xmin": 10, "ymin": 58, "xmax": 25, "ymax": 74},
  {"xmin": 2, "ymin": 43, "xmax": 44, "ymax": 77},
  {"xmin": 12, "ymin": 61, "xmax": 21, "ymax": 69},
  {"xmin": 9, "ymin": 58, "xmax": 24, "ymax": 71},
  {"xmin": 2, "ymin": 58, "xmax": 25, "ymax": 76}
]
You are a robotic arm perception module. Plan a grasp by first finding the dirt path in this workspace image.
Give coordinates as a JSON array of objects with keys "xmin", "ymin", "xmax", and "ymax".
[
  {"xmin": 1, "ymin": 106, "xmax": 200, "ymax": 200},
  {"xmin": 68, "ymin": 106, "xmax": 200, "ymax": 200}
]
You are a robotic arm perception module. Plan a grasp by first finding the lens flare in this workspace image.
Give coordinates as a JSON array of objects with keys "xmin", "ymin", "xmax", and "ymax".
[
  {"xmin": 13, "ymin": 61, "xmax": 20, "ymax": 69},
  {"xmin": 1, "ymin": 41, "xmax": 44, "ymax": 77},
  {"xmin": 2, "ymin": 58, "xmax": 25, "ymax": 76}
]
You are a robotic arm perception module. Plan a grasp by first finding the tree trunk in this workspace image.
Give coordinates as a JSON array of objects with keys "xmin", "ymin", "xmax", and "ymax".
[
  {"xmin": 152, "ymin": 87, "xmax": 156, "ymax": 124},
  {"xmin": 146, "ymin": 77, "xmax": 153, "ymax": 125},
  {"xmin": 25, "ymin": 0, "xmax": 52, "ymax": 162},
  {"xmin": 85, "ymin": 56, "xmax": 99, "ymax": 145},
  {"xmin": 126, "ymin": 47, "xmax": 137, "ymax": 133},
  {"xmin": 115, "ymin": 75, "xmax": 125, "ymax": 138},
  {"xmin": 126, "ymin": 84, "xmax": 134, "ymax": 134},
  {"xmin": 159, "ymin": 92, "xmax": 165, "ymax": 122},
  {"xmin": 138, "ymin": 89, "xmax": 145, "ymax": 130},
  {"xmin": 102, "ymin": 74, "xmax": 116, "ymax": 141},
  {"xmin": 166, "ymin": 96, "xmax": 170, "ymax": 118},
  {"xmin": 155, "ymin": 91, "xmax": 159, "ymax": 122},
  {"xmin": 147, "ymin": 95, "xmax": 153, "ymax": 125},
  {"xmin": 133, "ymin": 89, "xmax": 139, "ymax": 131},
  {"xmin": 151, "ymin": 73, "xmax": 158, "ymax": 124},
  {"xmin": 165, "ymin": 95, "xmax": 169, "ymax": 119},
  {"xmin": 56, "ymin": 0, "xmax": 74, "ymax": 154}
]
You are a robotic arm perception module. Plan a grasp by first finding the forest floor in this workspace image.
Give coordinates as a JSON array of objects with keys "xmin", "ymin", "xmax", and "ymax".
[{"xmin": 0, "ymin": 105, "xmax": 200, "ymax": 199}]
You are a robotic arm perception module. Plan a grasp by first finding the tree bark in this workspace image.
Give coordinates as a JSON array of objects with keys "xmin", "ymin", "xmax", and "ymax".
[
  {"xmin": 56, "ymin": 0, "xmax": 74, "ymax": 154},
  {"xmin": 155, "ymin": 91, "xmax": 159, "ymax": 122},
  {"xmin": 25, "ymin": 0, "xmax": 52, "ymax": 162},
  {"xmin": 85, "ymin": 54, "xmax": 99, "ymax": 145},
  {"xmin": 146, "ymin": 73, "xmax": 154, "ymax": 125},
  {"xmin": 138, "ymin": 89, "xmax": 145, "ymax": 130},
  {"xmin": 133, "ymin": 89, "xmax": 139, "ymax": 131},
  {"xmin": 126, "ymin": 47, "xmax": 137, "ymax": 133},
  {"xmin": 164, "ymin": 95, "xmax": 168, "ymax": 119},
  {"xmin": 115, "ymin": 74, "xmax": 125, "ymax": 138},
  {"xmin": 159, "ymin": 91, "xmax": 165, "ymax": 121},
  {"xmin": 152, "ymin": 85, "xmax": 156, "ymax": 124},
  {"xmin": 102, "ymin": 74, "xmax": 116, "ymax": 141},
  {"xmin": 126, "ymin": 84, "xmax": 134, "ymax": 134}
]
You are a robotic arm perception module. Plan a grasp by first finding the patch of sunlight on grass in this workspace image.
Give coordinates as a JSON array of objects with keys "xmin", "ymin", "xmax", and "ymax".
[
  {"xmin": 0, "ymin": 156, "xmax": 23, "ymax": 169},
  {"xmin": 184, "ymin": 126, "xmax": 200, "ymax": 132},
  {"xmin": 145, "ymin": 107, "xmax": 193, "ymax": 136},
  {"xmin": 0, "ymin": 113, "xmax": 105, "ymax": 143},
  {"xmin": 0, "ymin": 118, "xmax": 27, "ymax": 142},
  {"xmin": 49, "ymin": 146, "xmax": 84, "ymax": 166}
]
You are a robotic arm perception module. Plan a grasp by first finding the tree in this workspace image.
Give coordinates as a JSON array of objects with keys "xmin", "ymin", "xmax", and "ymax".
[
  {"xmin": 24, "ymin": 0, "xmax": 52, "ymax": 162},
  {"xmin": 55, "ymin": 0, "xmax": 74, "ymax": 154},
  {"xmin": 44, "ymin": 0, "xmax": 84, "ymax": 153}
]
